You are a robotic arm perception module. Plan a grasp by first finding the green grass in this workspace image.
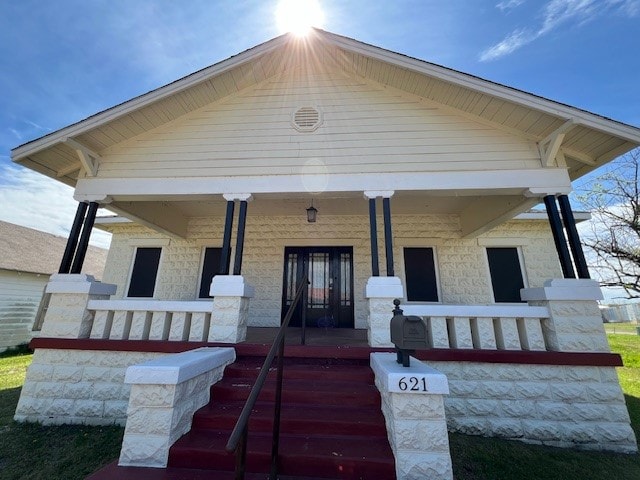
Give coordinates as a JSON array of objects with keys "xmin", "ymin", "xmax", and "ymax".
[
  {"xmin": 604, "ymin": 322, "xmax": 640, "ymax": 335},
  {"xmin": 0, "ymin": 346, "xmax": 32, "ymax": 425},
  {"xmin": 0, "ymin": 336, "xmax": 639, "ymax": 479},
  {"xmin": 0, "ymin": 349, "xmax": 123, "ymax": 480}
]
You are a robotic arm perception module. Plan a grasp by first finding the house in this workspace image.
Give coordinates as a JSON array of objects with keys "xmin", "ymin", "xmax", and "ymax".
[
  {"xmin": 0, "ymin": 220, "xmax": 107, "ymax": 351},
  {"xmin": 10, "ymin": 30, "xmax": 640, "ymax": 479}
]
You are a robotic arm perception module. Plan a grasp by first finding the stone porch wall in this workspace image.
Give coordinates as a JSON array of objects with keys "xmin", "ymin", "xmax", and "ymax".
[
  {"xmin": 102, "ymin": 214, "xmax": 561, "ymax": 328},
  {"xmin": 429, "ymin": 360, "xmax": 636, "ymax": 453},
  {"xmin": 16, "ymin": 346, "xmax": 635, "ymax": 454},
  {"xmin": 14, "ymin": 348, "xmax": 162, "ymax": 425}
]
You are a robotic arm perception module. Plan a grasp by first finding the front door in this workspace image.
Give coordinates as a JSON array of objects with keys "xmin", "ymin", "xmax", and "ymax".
[{"xmin": 281, "ymin": 247, "xmax": 354, "ymax": 328}]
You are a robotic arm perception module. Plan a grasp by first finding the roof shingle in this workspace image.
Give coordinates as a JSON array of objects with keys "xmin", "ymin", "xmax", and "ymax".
[{"xmin": 0, "ymin": 220, "xmax": 107, "ymax": 279}]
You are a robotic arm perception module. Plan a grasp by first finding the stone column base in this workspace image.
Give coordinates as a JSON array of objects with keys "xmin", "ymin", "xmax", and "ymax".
[
  {"xmin": 208, "ymin": 276, "xmax": 254, "ymax": 343},
  {"xmin": 40, "ymin": 274, "xmax": 117, "ymax": 339},
  {"xmin": 366, "ymin": 277, "xmax": 404, "ymax": 347},
  {"xmin": 521, "ymin": 279, "xmax": 609, "ymax": 352}
]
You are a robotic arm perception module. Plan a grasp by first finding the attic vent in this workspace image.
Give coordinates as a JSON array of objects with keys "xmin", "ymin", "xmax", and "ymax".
[{"xmin": 292, "ymin": 106, "xmax": 322, "ymax": 132}]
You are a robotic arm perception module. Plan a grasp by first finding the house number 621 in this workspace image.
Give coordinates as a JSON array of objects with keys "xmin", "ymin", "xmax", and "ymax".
[{"xmin": 398, "ymin": 376, "xmax": 427, "ymax": 392}]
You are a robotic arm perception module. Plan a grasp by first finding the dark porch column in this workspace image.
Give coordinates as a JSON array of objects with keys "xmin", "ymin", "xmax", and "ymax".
[
  {"xmin": 59, "ymin": 202, "xmax": 88, "ymax": 273},
  {"xmin": 558, "ymin": 194, "xmax": 590, "ymax": 279},
  {"xmin": 221, "ymin": 194, "xmax": 252, "ymax": 275},
  {"xmin": 219, "ymin": 200, "xmax": 235, "ymax": 274},
  {"xmin": 366, "ymin": 195, "xmax": 380, "ymax": 277},
  {"xmin": 382, "ymin": 194, "xmax": 395, "ymax": 277},
  {"xmin": 543, "ymin": 195, "xmax": 575, "ymax": 278},
  {"xmin": 70, "ymin": 202, "xmax": 99, "ymax": 274},
  {"xmin": 232, "ymin": 200, "xmax": 248, "ymax": 275}
]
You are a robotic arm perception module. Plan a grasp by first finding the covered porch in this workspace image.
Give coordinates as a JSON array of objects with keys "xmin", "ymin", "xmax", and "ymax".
[{"xmin": 39, "ymin": 166, "xmax": 595, "ymax": 352}]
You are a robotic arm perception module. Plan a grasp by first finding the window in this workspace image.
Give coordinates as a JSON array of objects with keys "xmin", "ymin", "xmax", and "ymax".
[
  {"xmin": 486, "ymin": 247, "xmax": 525, "ymax": 303},
  {"xmin": 403, "ymin": 247, "xmax": 439, "ymax": 302},
  {"xmin": 198, "ymin": 247, "xmax": 222, "ymax": 298},
  {"xmin": 127, "ymin": 247, "xmax": 162, "ymax": 298}
]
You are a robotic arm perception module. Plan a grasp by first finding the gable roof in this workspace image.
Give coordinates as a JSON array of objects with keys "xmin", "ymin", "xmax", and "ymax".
[
  {"xmin": 0, "ymin": 220, "xmax": 107, "ymax": 278},
  {"xmin": 11, "ymin": 29, "xmax": 640, "ymax": 183}
]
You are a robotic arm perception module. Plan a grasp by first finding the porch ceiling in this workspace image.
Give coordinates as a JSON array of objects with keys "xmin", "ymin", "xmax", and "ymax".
[{"xmin": 104, "ymin": 189, "xmax": 537, "ymax": 239}]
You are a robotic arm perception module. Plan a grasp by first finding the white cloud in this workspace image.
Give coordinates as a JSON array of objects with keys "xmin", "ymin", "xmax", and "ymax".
[
  {"xmin": 0, "ymin": 164, "xmax": 111, "ymax": 249},
  {"xmin": 482, "ymin": 0, "xmax": 640, "ymax": 61},
  {"xmin": 8, "ymin": 128, "xmax": 22, "ymax": 140},
  {"xmin": 480, "ymin": 28, "xmax": 533, "ymax": 61},
  {"xmin": 496, "ymin": 0, "xmax": 526, "ymax": 11}
]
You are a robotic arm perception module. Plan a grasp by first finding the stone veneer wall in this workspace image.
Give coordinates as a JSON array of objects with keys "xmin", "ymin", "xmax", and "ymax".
[
  {"xmin": 429, "ymin": 360, "xmax": 636, "ymax": 453},
  {"xmin": 14, "ymin": 347, "xmax": 636, "ymax": 453},
  {"xmin": 14, "ymin": 349, "xmax": 162, "ymax": 425},
  {"xmin": 102, "ymin": 214, "xmax": 562, "ymax": 329}
]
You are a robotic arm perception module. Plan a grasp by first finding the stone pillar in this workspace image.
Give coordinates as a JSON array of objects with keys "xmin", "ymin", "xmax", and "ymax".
[
  {"xmin": 119, "ymin": 347, "xmax": 235, "ymax": 468},
  {"xmin": 365, "ymin": 277, "xmax": 404, "ymax": 347},
  {"xmin": 40, "ymin": 274, "xmax": 117, "ymax": 339},
  {"xmin": 371, "ymin": 353, "xmax": 453, "ymax": 480},
  {"xmin": 208, "ymin": 275, "xmax": 254, "ymax": 343},
  {"xmin": 521, "ymin": 279, "xmax": 609, "ymax": 352}
]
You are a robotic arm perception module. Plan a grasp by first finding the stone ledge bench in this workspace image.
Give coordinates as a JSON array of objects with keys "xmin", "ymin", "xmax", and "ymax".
[
  {"xmin": 371, "ymin": 352, "xmax": 453, "ymax": 480},
  {"xmin": 118, "ymin": 347, "xmax": 236, "ymax": 468}
]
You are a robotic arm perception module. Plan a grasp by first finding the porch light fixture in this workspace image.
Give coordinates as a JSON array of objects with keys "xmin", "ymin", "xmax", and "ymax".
[{"xmin": 306, "ymin": 199, "xmax": 318, "ymax": 223}]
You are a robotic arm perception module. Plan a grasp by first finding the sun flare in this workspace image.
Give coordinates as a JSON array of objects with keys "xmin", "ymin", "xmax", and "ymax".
[{"xmin": 276, "ymin": 0, "xmax": 325, "ymax": 36}]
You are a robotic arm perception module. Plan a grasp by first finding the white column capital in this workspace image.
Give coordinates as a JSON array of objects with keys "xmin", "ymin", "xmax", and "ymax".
[
  {"xmin": 223, "ymin": 193, "xmax": 253, "ymax": 202},
  {"xmin": 73, "ymin": 194, "xmax": 113, "ymax": 205},
  {"xmin": 371, "ymin": 353, "xmax": 449, "ymax": 394},
  {"xmin": 46, "ymin": 273, "xmax": 117, "ymax": 295},
  {"xmin": 363, "ymin": 190, "xmax": 395, "ymax": 200},
  {"xmin": 521, "ymin": 278, "xmax": 603, "ymax": 301},
  {"xmin": 365, "ymin": 276, "xmax": 404, "ymax": 298},
  {"xmin": 524, "ymin": 188, "xmax": 571, "ymax": 198},
  {"xmin": 210, "ymin": 275, "xmax": 255, "ymax": 297}
]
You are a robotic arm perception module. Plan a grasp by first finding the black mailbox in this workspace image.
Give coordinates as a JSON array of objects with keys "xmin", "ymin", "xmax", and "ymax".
[{"xmin": 390, "ymin": 299, "xmax": 429, "ymax": 367}]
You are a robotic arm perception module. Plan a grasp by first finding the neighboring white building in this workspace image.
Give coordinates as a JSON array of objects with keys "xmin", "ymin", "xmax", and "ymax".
[
  {"xmin": 0, "ymin": 220, "xmax": 107, "ymax": 351},
  {"xmin": 9, "ymin": 30, "xmax": 640, "ymax": 478}
]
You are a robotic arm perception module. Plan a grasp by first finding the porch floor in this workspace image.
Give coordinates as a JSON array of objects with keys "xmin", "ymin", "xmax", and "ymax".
[{"xmin": 243, "ymin": 327, "xmax": 368, "ymax": 347}]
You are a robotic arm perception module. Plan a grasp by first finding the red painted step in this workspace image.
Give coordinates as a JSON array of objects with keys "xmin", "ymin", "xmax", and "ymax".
[
  {"xmin": 168, "ymin": 354, "xmax": 396, "ymax": 479},
  {"xmin": 193, "ymin": 401, "xmax": 388, "ymax": 436},
  {"xmin": 170, "ymin": 429, "xmax": 394, "ymax": 478},
  {"xmin": 89, "ymin": 350, "xmax": 396, "ymax": 480},
  {"xmin": 88, "ymin": 462, "xmax": 336, "ymax": 480}
]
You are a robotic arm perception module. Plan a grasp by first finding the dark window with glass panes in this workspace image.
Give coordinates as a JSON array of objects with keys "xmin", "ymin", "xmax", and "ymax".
[
  {"xmin": 403, "ymin": 247, "xmax": 439, "ymax": 302},
  {"xmin": 127, "ymin": 247, "xmax": 161, "ymax": 297},
  {"xmin": 198, "ymin": 247, "xmax": 223, "ymax": 298},
  {"xmin": 486, "ymin": 247, "xmax": 525, "ymax": 303}
]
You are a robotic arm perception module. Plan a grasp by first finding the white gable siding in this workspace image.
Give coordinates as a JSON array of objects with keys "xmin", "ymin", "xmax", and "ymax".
[
  {"xmin": 97, "ymin": 69, "xmax": 541, "ymax": 179},
  {"xmin": 0, "ymin": 270, "xmax": 46, "ymax": 350}
]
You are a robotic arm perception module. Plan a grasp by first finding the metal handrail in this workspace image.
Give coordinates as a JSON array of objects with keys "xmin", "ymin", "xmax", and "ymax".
[{"xmin": 225, "ymin": 261, "xmax": 309, "ymax": 480}]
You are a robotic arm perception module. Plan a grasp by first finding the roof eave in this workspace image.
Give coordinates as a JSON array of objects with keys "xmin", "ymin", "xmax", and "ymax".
[
  {"xmin": 319, "ymin": 30, "xmax": 640, "ymax": 145},
  {"xmin": 11, "ymin": 33, "xmax": 292, "ymax": 162},
  {"xmin": 11, "ymin": 28, "xmax": 640, "ymax": 165}
]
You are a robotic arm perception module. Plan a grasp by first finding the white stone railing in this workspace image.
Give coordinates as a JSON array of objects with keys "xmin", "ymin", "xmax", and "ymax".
[
  {"xmin": 87, "ymin": 300, "xmax": 214, "ymax": 342},
  {"xmin": 400, "ymin": 304, "xmax": 550, "ymax": 351}
]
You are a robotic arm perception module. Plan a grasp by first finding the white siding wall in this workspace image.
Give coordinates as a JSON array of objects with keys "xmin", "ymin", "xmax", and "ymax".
[
  {"xmin": 0, "ymin": 270, "xmax": 47, "ymax": 350},
  {"xmin": 97, "ymin": 69, "xmax": 540, "ymax": 179},
  {"xmin": 102, "ymin": 215, "xmax": 561, "ymax": 329}
]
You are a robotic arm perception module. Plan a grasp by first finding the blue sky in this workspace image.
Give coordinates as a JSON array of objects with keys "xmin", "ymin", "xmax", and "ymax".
[{"xmin": 1, "ymin": 0, "xmax": 639, "ymax": 250}]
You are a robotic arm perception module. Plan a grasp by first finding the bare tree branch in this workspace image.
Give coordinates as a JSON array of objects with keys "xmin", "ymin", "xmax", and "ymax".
[{"xmin": 576, "ymin": 148, "xmax": 640, "ymax": 299}]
